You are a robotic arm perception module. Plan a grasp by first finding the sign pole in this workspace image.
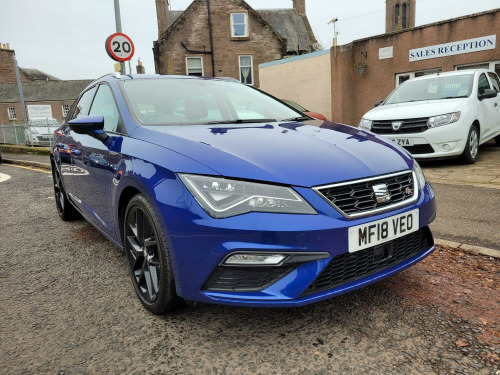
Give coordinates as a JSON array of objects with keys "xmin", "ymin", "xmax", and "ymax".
[{"xmin": 113, "ymin": 0, "xmax": 126, "ymax": 75}]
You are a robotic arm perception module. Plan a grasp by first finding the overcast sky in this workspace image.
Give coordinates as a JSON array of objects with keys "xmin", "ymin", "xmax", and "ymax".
[{"xmin": 1, "ymin": 0, "xmax": 498, "ymax": 80}]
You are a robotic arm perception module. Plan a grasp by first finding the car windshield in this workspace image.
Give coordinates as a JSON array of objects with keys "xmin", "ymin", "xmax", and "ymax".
[
  {"xmin": 121, "ymin": 78, "xmax": 302, "ymax": 126},
  {"xmin": 385, "ymin": 74, "xmax": 474, "ymax": 105}
]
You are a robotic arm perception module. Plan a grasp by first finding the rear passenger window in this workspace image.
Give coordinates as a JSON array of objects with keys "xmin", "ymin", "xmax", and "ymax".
[
  {"xmin": 71, "ymin": 86, "xmax": 97, "ymax": 119},
  {"xmin": 487, "ymin": 72, "xmax": 500, "ymax": 93},
  {"xmin": 477, "ymin": 74, "xmax": 491, "ymax": 95},
  {"xmin": 89, "ymin": 85, "xmax": 121, "ymax": 133}
]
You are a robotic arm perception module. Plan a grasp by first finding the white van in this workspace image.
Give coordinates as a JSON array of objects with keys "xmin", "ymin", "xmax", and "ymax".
[{"xmin": 360, "ymin": 69, "xmax": 500, "ymax": 164}]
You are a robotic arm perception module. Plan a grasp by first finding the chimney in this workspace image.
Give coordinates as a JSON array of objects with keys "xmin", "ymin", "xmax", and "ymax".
[
  {"xmin": 156, "ymin": 0, "xmax": 169, "ymax": 38},
  {"xmin": 293, "ymin": 0, "xmax": 306, "ymax": 16},
  {"xmin": 136, "ymin": 59, "xmax": 145, "ymax": 74}
]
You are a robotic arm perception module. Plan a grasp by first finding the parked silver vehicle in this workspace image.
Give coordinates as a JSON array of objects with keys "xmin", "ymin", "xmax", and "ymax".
[{"xmin": 24, "ymin": 118, "xmax": 60, "ymax": 146}]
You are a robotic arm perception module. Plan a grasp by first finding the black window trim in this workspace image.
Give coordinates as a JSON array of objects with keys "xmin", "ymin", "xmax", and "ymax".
[{"xmin": 90, "ymin": 82, "xmax": 127, "ymax": 136}]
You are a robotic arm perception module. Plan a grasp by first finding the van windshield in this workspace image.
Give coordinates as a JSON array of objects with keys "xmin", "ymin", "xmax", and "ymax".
[
  {"xmin": 385, "ymin": 74, "xmax": 473, "ymax": 105},
  {"xmin": 121, "ymin": 78, "xmax": 302, "ymax": 126}
]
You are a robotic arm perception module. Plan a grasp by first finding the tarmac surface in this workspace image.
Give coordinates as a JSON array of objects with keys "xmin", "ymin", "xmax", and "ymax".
[{"xmin": 0, "ymin": 163, "xmax": 498, "ymax": 374}]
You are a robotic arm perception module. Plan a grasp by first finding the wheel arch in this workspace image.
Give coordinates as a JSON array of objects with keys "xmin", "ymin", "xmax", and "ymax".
[
  {"xmin": 472, "ymin": 119, "xmax": 481, "ymax": 138},
  {"xmin": 117, "ymin": 185, "xmax": 142, "ymax": 248}
]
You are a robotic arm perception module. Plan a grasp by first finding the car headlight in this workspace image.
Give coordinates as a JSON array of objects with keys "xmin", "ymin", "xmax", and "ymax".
[
  {"xmin": 413, "ymin": 161, "xmax": 426, "ymax": 190},
  {"xmin": 359, "ymin": 118, "xmax": 372, "ymax": 130},
  {"xmin": 179, "ymin": 174, "xmax": 317, "ymax": 218},
  {"xmin": 427, "ymin": 112, "xmax": 460, "ymax": 128}
]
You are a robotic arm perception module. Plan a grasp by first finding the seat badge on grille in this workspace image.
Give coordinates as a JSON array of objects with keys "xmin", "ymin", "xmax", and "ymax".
[
  {"xmin": 372, "ymin": 183, "xmax": 391, "ymax": 203},
  {"xmin": 392, "ymin": 121, "xmax": 403, "ymax": 131}
]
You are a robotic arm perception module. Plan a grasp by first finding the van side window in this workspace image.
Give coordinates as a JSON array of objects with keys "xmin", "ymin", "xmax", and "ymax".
[
  {"xmin": 477, "ymin": 74, "xmax": 491, "ymax": 95},
  {"xmin": 487, "ymin": 72, "xmax": 500, "ymax": 93}
]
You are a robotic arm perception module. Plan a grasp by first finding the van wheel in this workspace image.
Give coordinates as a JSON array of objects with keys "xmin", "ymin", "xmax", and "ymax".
[{"xmin": 460, "ymin": 125, "xmax": 479, "ymax": 164}]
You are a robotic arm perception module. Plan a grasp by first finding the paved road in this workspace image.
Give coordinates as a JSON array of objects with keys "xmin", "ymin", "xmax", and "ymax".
[
  {"xmin": 430, "ymin": 183, "xmax": 500, "ymax": 250},
  {"xmin": 0, "ymin": 164, "xmax": 499, "ymax": 375}
]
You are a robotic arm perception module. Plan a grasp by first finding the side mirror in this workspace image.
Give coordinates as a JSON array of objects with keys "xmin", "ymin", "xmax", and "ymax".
[
  {"xmin": 68, "ymin": 115, "xmax": 108, "ymax": 141},
  {"xmin": 479, "ymin": 88, "xmax": 498, "ymax": 100},
  {"xmin": 374, "ymin": 100, "xmax": 384, "ymax": 107}
]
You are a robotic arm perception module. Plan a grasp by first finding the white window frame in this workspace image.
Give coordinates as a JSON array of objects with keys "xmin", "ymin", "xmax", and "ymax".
[
  {"xmin": 7, "ymin": 107, "xmax": 17, "ymax": 120},
  {"xmin": 395, "ymin": 68, "xmax": 442, "ymax": 87},
  {"xmin": 239, "ymin": 55, "xmax": 254, "ymax": 85},
  {"xmin": 231, "ymin": 13, "xmax": 248, "ymax": 38},
  {"xmin": 62, "ymin": 104, "xmax": 70, "ymax": 118},
  {"xmin": 185, "ymin": 56, "xmax": 204, "ymax": 76},
  {"xmin": 455, "ymin": 60, "xmax": 500, "ymax": 72}
]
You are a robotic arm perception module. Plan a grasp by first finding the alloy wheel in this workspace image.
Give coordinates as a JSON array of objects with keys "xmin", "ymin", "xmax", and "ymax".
[
  {"xmin": 125, "ymin": 206, "xmax": 161, "ymax": 303},
  {"xmin": 52, "ymin": 168, "xmax": 65, "ymax": 214},
  {"xmin": 470, "ymin": 130, "xmax": 478, "ymax": 159}
]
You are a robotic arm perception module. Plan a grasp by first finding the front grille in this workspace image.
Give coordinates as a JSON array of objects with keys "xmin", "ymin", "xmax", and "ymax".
[
  {"xmin": 371, "ymin": 118, "xmax": 429, "ymax": 134},
  {"xmin": 315, "ymin": 171, "xmax": 415, "ymax": 216},
  {"xmin": 203, "ymin": 265, "xmax": 297, "ymax": 292},
  {"xmin": 403, "ymin": 144, "xmax": 435, "ymax": 155},
  {"xmin": 302, "ymin": 227, "xmax": 433, "ymax": 296}
]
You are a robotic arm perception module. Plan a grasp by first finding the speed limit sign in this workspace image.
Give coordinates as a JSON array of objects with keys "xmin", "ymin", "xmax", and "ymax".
[{"xmin": 105, "ymin": 33, "xmax": 135, "ymax": 62}]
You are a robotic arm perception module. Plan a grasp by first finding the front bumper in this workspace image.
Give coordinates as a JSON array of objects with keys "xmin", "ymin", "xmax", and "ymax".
[
  {"xmin": 381, "ymin": 121, "xmax": 469, "ymax": 159},
  {"xmin": 156, "ymin": 178, "xmax": 436, "ymax": 307}
]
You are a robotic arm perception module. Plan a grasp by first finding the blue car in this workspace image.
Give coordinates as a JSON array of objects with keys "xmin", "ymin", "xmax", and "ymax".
[{"xmin": 51, "ymin": 74, "xmax": 436, "ymax": 314}]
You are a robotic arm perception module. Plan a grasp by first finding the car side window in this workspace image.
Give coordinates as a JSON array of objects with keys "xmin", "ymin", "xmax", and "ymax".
[
  {"xmin": 487, "ymin": 73, "xmax": 500, "ymax": 93},
  {"xmin": 477, "ymin": 73, "xmax": 491, "ymax": 95},
  {"xmin": 89, "ymin": 85, "xmax": 121, "ymax": 133},
  {"xmin": 71, "ymin": 86, "xmax": 97, "ymax": 120}
]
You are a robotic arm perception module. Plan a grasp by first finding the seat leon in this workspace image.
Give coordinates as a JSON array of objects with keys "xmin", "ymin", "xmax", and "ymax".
[{"xmin": 51, "ymin": 74, "xmax": 436, "ymax": 314}]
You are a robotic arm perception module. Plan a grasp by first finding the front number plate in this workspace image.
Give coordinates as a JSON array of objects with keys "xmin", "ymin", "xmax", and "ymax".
[
  {"xmin": 391, "ymin": 138, "xmax": 414, "ymax": 146},
  {"xmin": 348, "ymin": 209, "xmax": 419, "ymax": 253}
]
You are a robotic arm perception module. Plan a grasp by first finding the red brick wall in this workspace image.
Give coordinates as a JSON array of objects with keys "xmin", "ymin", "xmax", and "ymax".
[
  {"xmin": 154, "ymin": 0, "xmax": 285, "ymax": 87},
  {"xmin": 0, "ymin": 49, "xmax": 17, "ymax": 84},
  {"xmin": 332, "ymin": 10, "xmax": 500, "ymax": 126},
  {"xmin": 0, "ymin": 100, "xmax": 76, "ymax": 124}
]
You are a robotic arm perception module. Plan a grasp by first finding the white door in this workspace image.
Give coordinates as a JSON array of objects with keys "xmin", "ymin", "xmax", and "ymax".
[
  {"xmin": 487, "ymin": 72, "xmax": 500, "ymax": 137},
  {"xmin": 477, "ymin": 73, "xmax": 497, "ymax": 141}
]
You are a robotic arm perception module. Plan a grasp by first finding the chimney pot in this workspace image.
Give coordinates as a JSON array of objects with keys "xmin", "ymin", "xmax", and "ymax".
[{"xmin": 6, "ymin": 43, "xmax": 10, "ymax": 50}]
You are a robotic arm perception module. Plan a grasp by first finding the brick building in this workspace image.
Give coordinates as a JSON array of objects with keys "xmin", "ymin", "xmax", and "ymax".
[
  {"xmin": 0, "ymin": 45, "xmax": 91, "ymax": 123},
  {"xmin": 259, "ymin": 7, "xmax": 500, "ymax": 125},
  {"xmin": 153, "ymin": 0, "xmax": 319, "ymax": 86}
]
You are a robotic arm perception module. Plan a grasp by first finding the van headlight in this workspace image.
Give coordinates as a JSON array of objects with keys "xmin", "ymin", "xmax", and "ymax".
[
  {"xmin": 413, "ymin": 161, "xmax": 426, "ymax": 190},
  {"xmin": 427, "ymin": 112, "xmax": 460, "ymax": 128},
  {"xmin": 359, "ymin": 118, "xmax": 372, "ymax": 130},
  {"xmin": 179, "ymin": 174, "xmax": 317, "ymax": 218}
]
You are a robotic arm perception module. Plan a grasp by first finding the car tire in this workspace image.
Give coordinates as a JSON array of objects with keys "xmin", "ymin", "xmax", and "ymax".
[
  {"xmin": 460, "ymin": 124, "xmax": 479, "ymax": 164},
  {"xmin": 51, "ymin": 163, "xmax": 80, "ymax": 221},
  {"xmin": 124, "ymin": 194, "xmax": 181, "ymax": 315}
]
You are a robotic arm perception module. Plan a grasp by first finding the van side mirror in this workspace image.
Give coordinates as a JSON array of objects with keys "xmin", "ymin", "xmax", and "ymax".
[
  {"xmin": 68, "ymin": 115, "xmax": 108, "ymax": 141},
  {"xmin": 479, "ymin": 89, "xmax": 498, "ymax": 101},
  {"xmin": 374, "ymin": 100, "xmax": 384, "ymax": 107}
]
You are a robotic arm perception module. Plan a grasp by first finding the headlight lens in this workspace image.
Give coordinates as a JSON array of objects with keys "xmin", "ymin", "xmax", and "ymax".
[
  {"xmin": 413, "ymin": 161, "xmax": 426, "ymax": 190},
  {"xmin": 427, "ymin": 112, "xmax": 460, "ymax": 128},
  {"xmin": 359, "ymin": 118, "xmax": 372, "ymax": 130},
  {"xmin": 179, "ymin": 174, "xmax": 317, "ymax": 218}
]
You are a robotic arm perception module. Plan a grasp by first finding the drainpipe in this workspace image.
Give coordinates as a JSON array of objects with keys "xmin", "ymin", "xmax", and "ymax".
[
  {"xmin": 206, "ymin": 0, "xmax": 216, "ymax": 77},
  {"xmin": 13, "ymin": 53, "xmax": 27, "ymax": 123}
]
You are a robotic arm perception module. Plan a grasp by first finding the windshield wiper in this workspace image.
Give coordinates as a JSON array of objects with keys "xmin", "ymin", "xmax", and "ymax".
[
  {"xmin": 205, "ymin": 119, "xmax": 276, "ymax": 124},
  {"xmin": 281, "ymin": 116, "xmax": 311, "ymax": 122}
]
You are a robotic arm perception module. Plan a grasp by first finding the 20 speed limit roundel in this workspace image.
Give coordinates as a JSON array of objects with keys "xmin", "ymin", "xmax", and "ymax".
[{"xmin": 105, "ymin": 33, "xmax": 135, "ymax": 62}]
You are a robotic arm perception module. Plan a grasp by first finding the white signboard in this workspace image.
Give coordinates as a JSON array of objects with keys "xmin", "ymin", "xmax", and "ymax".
[
  {"xmin": 409, "ymin": 35, "xmax": 496, "ymax": 62},
  {"xmin": 27, "ymin": 105, "xmax": 53, "ymax": 119},
  {"xmin": 379, "ymin": 46, "xmax": 393, "ymax": 60}
]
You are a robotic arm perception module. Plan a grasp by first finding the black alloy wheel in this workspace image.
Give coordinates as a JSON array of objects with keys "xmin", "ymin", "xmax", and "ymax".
[
  {"xmin": 52, "ymin": 163, "xmax": 79, "ymax": 221},
  {"xmin": 124, "ymin": 194, "xmax": 180, "ymax": 314}
]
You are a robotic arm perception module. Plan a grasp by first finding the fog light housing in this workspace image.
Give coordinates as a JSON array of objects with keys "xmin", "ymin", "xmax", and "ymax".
[{"xmin": 224, "ymin": 253, "xmax": 287, "ymax": 265}]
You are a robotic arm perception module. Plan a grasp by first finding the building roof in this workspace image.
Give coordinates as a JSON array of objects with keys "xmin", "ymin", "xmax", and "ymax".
[
  {"xmin": 19, "ymin": 68, "xmax": 60, "ymax": 81},
  {"xmin": 166, "ymin": 6, "xmax": 317, "ymax": 53},
  {"xmin": 0, "ymin": 80, "xmax": 93, "ymax": 103}
]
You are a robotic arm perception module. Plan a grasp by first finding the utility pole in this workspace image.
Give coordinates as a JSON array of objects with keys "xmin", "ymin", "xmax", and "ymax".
[
  {"xmin": 113, "ymin": 0, "xmax": 126, "ymax": 75},
  {"xmin": 13, "ymin": 53, "xmax": 27, "ymax": 123},
  {"xmin": 328, "ymin": 18, "xmax": 339, "ymax": 58}
]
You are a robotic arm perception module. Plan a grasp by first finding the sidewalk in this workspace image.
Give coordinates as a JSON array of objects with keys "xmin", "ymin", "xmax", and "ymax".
[{"xmin": 1, "ymin": 152, "xmax": 51, "ymax": 170}]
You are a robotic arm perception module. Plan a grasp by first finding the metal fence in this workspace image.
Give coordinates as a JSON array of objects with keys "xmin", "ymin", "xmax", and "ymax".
[{"xmin": 0, "ymin": 121, "xmax": 60, "ymax": 147}]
